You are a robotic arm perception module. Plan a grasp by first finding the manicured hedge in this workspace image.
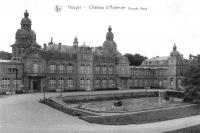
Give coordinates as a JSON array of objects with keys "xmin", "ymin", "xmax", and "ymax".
[
  {"xmin": 166, "ymin": 91, "xmax": 184, "ymax": 98},
  {"xmin": 80, "ymin": 104, "xmax": 200, "ymax": 125}
]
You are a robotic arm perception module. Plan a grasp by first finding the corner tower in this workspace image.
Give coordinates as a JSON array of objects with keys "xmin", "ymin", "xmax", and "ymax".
[
  {"xmin": 168, "ymin": 44, "xmax": 183, "ymax": 90},
  {"xmin": 11, "ymin": 10, "xmax": 40, "ymax": 60}
]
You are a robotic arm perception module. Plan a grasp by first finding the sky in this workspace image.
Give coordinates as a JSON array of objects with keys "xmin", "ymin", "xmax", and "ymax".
[{"xmin": 0, "ymin": 0, "xmax": 200, "ymax": 59}]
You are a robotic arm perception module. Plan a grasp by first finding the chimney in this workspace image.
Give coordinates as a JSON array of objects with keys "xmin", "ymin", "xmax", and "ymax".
[{"xmin": 43, "ymin": 43, "xmax": 47, "ymax": 50}]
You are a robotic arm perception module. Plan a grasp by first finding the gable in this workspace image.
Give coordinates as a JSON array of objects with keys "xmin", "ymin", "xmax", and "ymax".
[{"xmin": 119, "ymin": 56, "xmax": 130, "ymax": 65}]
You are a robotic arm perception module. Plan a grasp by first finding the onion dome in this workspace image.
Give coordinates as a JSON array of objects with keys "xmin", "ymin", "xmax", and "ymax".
[
  {"xmin": 14, "ymin": 10, "xmax": 39, "ymax": 47},
  {"xmin": 21, "ymin": 10, "xmax": 32, "ymax": 30},
  {"xmin": 170, "ymin": 43, "xmax": 180, "ymax": 57},
  {"xmin": 15, "ymin": 29, "xmax": 36, "ymax": 45},
  {"xmin": 106, "ymin": 26, "xmax": 114, "ymax": 41},
  {"xmin": 73, "ymin": 36, "xmax": 78, "ymax": 45},
  {"xmin": 103, "ymin": 26, "xmax": 117, "ymax": 48}
]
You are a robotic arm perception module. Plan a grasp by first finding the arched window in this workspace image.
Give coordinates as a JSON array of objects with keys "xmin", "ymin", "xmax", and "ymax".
[
  {"xmin": 95, "ymin": 65, "xmax": 100, "ymax": 74},
  {"xmin": 108, "ymin": 66, "xmax": 113, "ymax": 74},
  {"xmin": 58, "ymin": 78, "xmax": 65, "ymax": 87},
  {"xmin": 86, "ymin": 64, "xmax": 90, "ymax": 74},
  {"xmin": 67, "ymin": 64, "xmax": 73, "ymax": 73},
  {"xmin": 102, "ymin": 65, "xmax": 107, "ymax": 74},
  {"xmin": 13, "ymin": 78, "xmax": 22, "ymax": 89},
  {"xmin": 80, "ymin": 78, "xmax": 84, "ymax": 88},
  {"xmin": 58, "ymin": 65, "xmax": 65, "ymax": 73},
  {"xmin": 80, "ymin": 64, "xmax": 85, "ymax": 74},
  {"xmin": 170, "ymin": 78, "xmax": 174, "ymax": 86},
  {"xmin": 144, "ymin": 79, "xmax": 148, "ymax": 86},
  {"xmin": 102, "ymin": 79, "xmax": 107, "ymax": 88},
  {"xmin": 67, "ymin": 78, "xmax": 73, "ymax": 87},
  {"xmin": 49, "ymin": 78, "xmax": 56, "ymax": 87},
  {"xmin": 95, "ymin": 79, "xmax": 100, "ymax": 88},
  {"xmin": 134, "ymin": 79, "xmax": 138, "ymax": 87},
  {"xmin": 178, "ymin": 79, "xmax": 181, "ymax": 87},
  {"xmin": 159, "ymin": 80, "xmax": 163, "ymax": 87},
  {"xmin": 1, "ymin": 78, "xmax": 10, "ymax": 89},
  {"xmin": 154, "ymin": 79, "xmax": 158, "ymax": 87},
  {"xmin": 49, "ymin": 64, "xmax": 56, "ymax": 73},
  {"xmin": 108, "ymin": 78, "xmax": 114, "ymax": 88},
  {"xmin": 139, "ymin": 79, "xmax": 143, "ymax": 87},
  {"xmin": 86, "ymin": 78, "xmax": 90, "ymax": 88}
]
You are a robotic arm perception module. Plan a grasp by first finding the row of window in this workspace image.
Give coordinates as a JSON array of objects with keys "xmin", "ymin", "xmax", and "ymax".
[
  {"xmin": 49, "ymin": 78, "xmax": 73, "ymax": 87},
  {"xmin": 49, "ymin": 64, "xmax": 74, "ymax": 73},
  {"xmin": 0, "ymin": 78, "xmax": 22, "ymax": 89},
  {"xmin": 79, "ymin": 64, "xmax": 91, "ymax": 74},
  {"xmin": 7, "ymin": 68, "xmax": 18, "ymax": 73},
  {"xmin": 47, "ymin": 78, "xmax": 115, "ymax": 88},
  {"xmin": 132, "ymin": 70, "xmax": 151, "ymax": 76},
  {"xmin": 48, "ymin": 64, "xmax": 114, "ymax": 74},
  {"xmin": 132, "ymin": 79, "xmax": 167, "ymax": 87},
  {"xmin": 95, "ymin": 78, "xmax": 114, "ymax": 88},
  {"xmin": 95, "ymin": 66, "xmax": 113, "ymax": 74},
  {"xmin": 144, "ymin": 61, "xmax": 168, "ymax": 66},
  {"xmin": 132, "ymin": 70, "xmax": 166, "ymax": 76}
]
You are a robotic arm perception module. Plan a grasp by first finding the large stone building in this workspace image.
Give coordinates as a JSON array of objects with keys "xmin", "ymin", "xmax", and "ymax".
[
  {"xmin": 129, "ymin": 45, "xmax": 188, "ymax": 90},
  {"xmin": 0, "ymin": 10, "xmax": 189, "ymax": 93}
]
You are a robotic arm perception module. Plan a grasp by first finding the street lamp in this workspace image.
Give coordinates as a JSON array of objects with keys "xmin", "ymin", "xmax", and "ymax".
[
  {"xmin": 61, "ymin": 87, "xmax": 63, "ymax": 97},
  {"xmin": 13, "ymin": 68, "xmax": 18, "ymax": 94},
  {"xmin": 43, "ymin": 84, "xmax": 46, "ymax": 100}
]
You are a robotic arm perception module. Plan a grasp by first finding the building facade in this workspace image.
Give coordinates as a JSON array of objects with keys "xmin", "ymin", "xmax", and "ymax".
[{"xmin": 0, "ymin": 10, "xmax": 189, "ymax": 93}]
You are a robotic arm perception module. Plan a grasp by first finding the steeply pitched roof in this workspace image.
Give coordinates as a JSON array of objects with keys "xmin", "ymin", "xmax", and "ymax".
[{"xmin": 146, "ymin": 56, "xmax": 169, "ymax": 61}]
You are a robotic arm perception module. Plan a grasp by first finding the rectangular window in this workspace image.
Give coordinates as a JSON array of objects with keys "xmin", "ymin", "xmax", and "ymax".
[
  {"xmin": 108, "ymin": 66, "xmax": 113, "ymax": 74},
  {"xmin": 95, "ymin": 66, "xmax": 100, "ymax": 74},
  {"xmin": 95, "ymin": 79, "xmax": 100, "ymax": 88},
  {"xmin": 49, "ymin": 65, "xmax": 56, "ymax": 73},
  {"xmin": 67, "ymin": 64, "xmax": 73, "ymax": 73},
  {"xmin": 67, "ymin": 78, "xmax": 73, "ymax": 87},
  {"xmin": 102, "ymin": 66, "xmax": 107, "ymax": 74},
  {"xmin": 58, "ymin": 65, "xmax": 65, "ymax": 73},
  {"xmin": 33, "ymin": 64, "xmax": 38, "ymax": 73}
]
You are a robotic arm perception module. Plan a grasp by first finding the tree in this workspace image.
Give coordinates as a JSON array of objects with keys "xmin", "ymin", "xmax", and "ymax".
[
  {"xmin": 0, "ymin": 51, "xmax": 12, "ymax": 60},
  {"xmin": 182, "ymin": 62, "xmax": 200, "ymax": 102},
  {"xmin": 124, "ymin": 53, "xmax": 147, "ymax": 66}
]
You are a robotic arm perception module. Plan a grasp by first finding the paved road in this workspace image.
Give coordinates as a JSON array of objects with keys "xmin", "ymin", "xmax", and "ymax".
[{"xmin": 0, "ymin": 92, "xmax": 200, "ymax": 133}]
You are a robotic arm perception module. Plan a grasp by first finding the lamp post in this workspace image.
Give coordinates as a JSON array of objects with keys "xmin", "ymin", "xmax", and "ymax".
[
  {"xmin": 43, "ymin": 84, "xmax": 46, "ymax": 100},
  {"xmin": 61, "ymin": 87, "xmax": 63, "ymax": 97},
  {"xmin": 14, "ymin": 68, "xmax": 18, "ymax": 94}
]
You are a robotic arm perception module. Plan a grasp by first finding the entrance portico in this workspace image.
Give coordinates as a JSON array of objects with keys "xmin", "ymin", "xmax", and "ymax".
[
  {"xmin": 24, "ymin": 73, "xmax": 46, "ymax": 92},
  {"xmin": 30, "ymin": 78, "xmax": 42, "ymax": 92}
]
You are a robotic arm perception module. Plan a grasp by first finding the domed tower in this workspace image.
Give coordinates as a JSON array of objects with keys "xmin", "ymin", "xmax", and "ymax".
[
  {"xmin": 168, "ymin": 44, "xmax": 182, "ymax": 90},
  {"xmin": 73, "ymin": 36, "xmax": 78, "ymax": 47},
  {"xmin": 11, "ymin": 10, "xmax": 40, "ymax": 60},
  {"xmin": 170, "ymin": 44, "xmax": 180, "ymax": 57},
  {"xmin": 103, "ymin": 26, "xmax": 117, "ymax": 55}
]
